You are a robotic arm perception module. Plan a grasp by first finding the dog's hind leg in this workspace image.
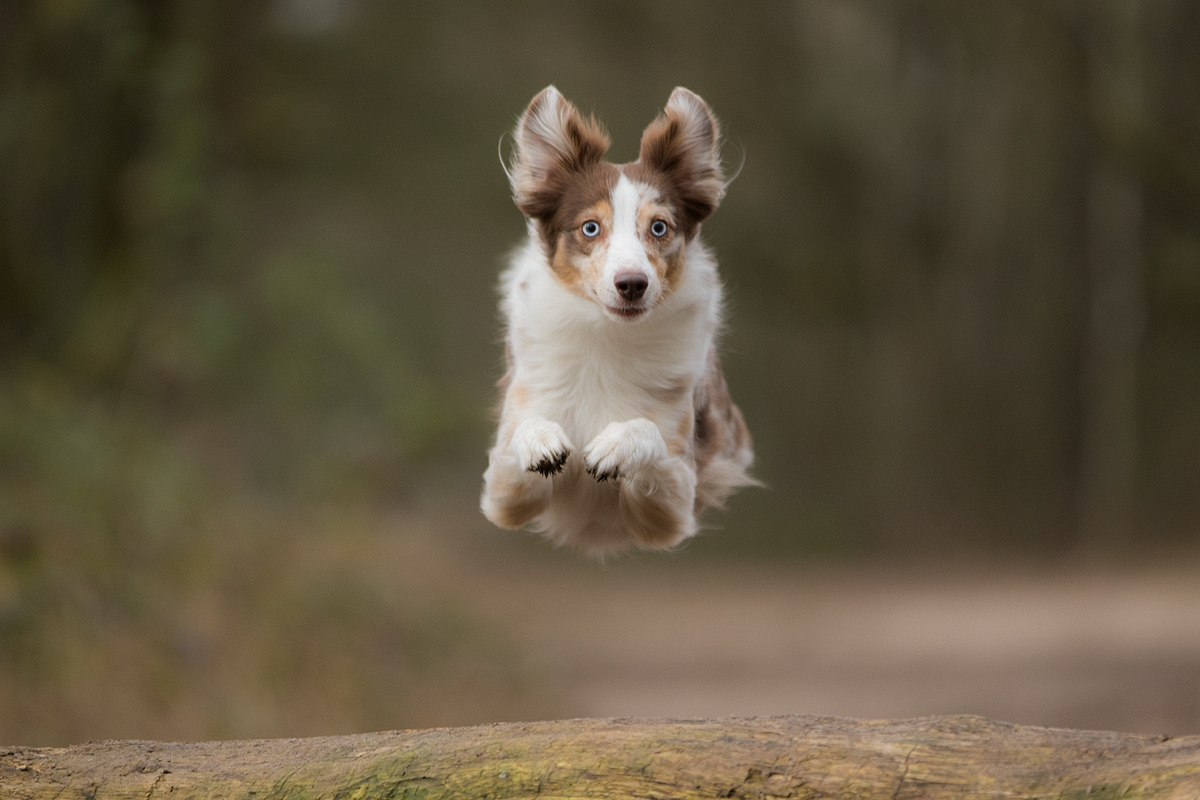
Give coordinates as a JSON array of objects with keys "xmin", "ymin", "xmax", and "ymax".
[{"xmin": 582, "ymin": 419, "xmax": 698, "ymax": 549}]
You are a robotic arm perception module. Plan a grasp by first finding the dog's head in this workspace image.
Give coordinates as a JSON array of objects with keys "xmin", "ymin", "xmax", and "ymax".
[{"xmin": 508, "ymin": 86, "xmax": 725, "ymax": 321}]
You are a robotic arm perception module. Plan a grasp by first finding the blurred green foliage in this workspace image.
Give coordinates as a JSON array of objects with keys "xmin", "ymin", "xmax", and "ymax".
[
  {"xmin": 0, "ymin": 367, "xmax": 552, "ymax": 743},
  {"xmin": 1, "ymin": 0, "xmax": 1199, "ymax": 743}
]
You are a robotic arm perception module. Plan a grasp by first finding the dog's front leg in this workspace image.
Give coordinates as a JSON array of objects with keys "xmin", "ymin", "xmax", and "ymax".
[
  {"xmin": 481, "ymin": 417, "xmax": 573, "ymax": 530},
  {"xmin": 582, "ymin": 419, "xmax": 697, "ymax": 548}
]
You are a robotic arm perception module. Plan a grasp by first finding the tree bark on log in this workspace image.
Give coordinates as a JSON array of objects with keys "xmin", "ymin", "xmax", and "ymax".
[{"xmin": 2, "ymin": 715, "xmax": 1199, "ymax": 799}]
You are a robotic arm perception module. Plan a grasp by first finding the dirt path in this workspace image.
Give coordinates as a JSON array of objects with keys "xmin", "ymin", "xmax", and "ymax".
[{"xmin": 446, "ymin": 542, "xmax": 1200, "ymax": 736}]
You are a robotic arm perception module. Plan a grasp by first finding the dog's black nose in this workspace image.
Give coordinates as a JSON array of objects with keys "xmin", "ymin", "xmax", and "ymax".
[{"xmin": 614, "ymin": 272, "xmax": 649, "ymax": 302}]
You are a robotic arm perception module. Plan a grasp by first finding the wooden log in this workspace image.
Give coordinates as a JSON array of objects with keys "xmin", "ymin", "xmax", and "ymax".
[{"xmin": 2, "ymin": 715, "xmax": 1199, "ymax": 799}]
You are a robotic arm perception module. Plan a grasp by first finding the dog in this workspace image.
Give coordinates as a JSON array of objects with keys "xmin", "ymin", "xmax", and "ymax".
[{"xmin": 480, "ymin": 86, "xmax": 754, "ymax": 556}]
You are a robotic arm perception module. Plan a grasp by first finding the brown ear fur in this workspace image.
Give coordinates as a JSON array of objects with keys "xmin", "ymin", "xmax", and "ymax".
[
  {"xmin": 510, "ymin": 86, "xmax": 611, "ymax": 223},
  {"xmin": 635, "ymin": 88, "xmax": 725, "ymax": 234}
]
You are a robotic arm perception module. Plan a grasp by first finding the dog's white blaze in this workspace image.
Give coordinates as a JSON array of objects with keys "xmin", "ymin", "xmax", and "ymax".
[
  {"xmin": 604, "ymin": 175, "xmax": 656, "ymax": 293},
  {"xmin": 610, "ymin": 173, "xmax": 642, "ymax": 240}
]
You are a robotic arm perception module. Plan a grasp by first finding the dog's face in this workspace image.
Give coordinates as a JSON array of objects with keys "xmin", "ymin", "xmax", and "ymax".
[{"xmin": 509, "ymin": 87, "xmax": 725, "ymax": 321}]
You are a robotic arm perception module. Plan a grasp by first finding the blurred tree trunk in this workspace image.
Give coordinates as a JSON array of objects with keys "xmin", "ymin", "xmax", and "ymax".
[
  {"xmin": 3, "ymin": 715, "xmax": 1199, "ymax": 799},
  {"xmin": 0, "ymin": 1, "xmax": 262, "ymax": 385},
  {"xmin": 1079, "ymin": 0, "xmax": 1147, "ymax": 550}
]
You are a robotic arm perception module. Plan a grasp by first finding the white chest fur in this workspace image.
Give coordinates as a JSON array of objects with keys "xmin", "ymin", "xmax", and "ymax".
[{"xmin": 502, "ymin": 239, "xmax": 720, "ymax": 449}]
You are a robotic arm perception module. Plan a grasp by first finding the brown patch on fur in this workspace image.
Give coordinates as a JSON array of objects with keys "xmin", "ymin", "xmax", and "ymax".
[
  {"xmin": 669, "ymin": 409, "xmax": 695, "ymax": 457},
  {"xmin": 510, "ymin": 88, "xmax": 621, "ymax": 261},
  {"xmin": 550, "ymin": 237, "xmax": 587, "ymax": 296},
  {"xmin": 514, "ymin": 89, "xmax": 610, "ymax": 176},
  {"xmin": 584, "ymin": 198, "xmax": 613, "ymax": 238},
  {"xmin": 622, "ymin": 486, "xmax": 684, "ymax": 548},
  {"xmin": 547, "ymin": 195, "xmax": 614, "ymax": 295},
  {"xmin": 634, "ymin": 200, "xmax": 688, "ymax": 292},
  {"xmin": 636, "ymin": 197, "xmax": 674, "ymax": 234},
  {"xmin": 625, "ymin": 89, "xmax": 725, "ymax": 240},
  {"xmin": 489, "ymin": 490, "xmax": 549, "ymax": 530},
  {"xmin": 661, "ymin": 247, "xmax": 687, "ymax": 292},
  {"xmin": 533, "ymin": 163, "xmax": 619, "ymax": 259},
  {"xmin": 677, "ymin": 410, "xmax": 694, "ymax": 440},
  {"xmin": 692, "ymin": 349, "xmax": 754, "ymax": 510}
]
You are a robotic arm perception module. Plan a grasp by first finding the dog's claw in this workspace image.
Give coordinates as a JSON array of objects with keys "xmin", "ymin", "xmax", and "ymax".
[
  {"xmin": 585, "ymin": 463, "xmax": 619, "ymax": 483},
  {"xmin": 529, "ymin": 450, "xmax": 568, "ymax": 477}
]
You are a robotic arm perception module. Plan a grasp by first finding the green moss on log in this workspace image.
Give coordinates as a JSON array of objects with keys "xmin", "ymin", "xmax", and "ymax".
[{"xmin": 2, "ymin": 715, "xmax": 1199, "ymax": 799}]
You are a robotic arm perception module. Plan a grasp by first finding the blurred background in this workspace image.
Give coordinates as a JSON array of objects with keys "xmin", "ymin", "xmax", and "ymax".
[{"xmin": 2, "ymin": 0, "xmax": 1198, "ymax": 746}]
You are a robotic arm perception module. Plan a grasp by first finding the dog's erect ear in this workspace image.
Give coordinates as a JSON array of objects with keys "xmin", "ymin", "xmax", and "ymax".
[
  {"xmin": 510, "ymin": 86, "xmax": 610, "ymax": 221},
  {"xmin": 638, "ymin": 88, "xmax": 725, "ymax": 227}
]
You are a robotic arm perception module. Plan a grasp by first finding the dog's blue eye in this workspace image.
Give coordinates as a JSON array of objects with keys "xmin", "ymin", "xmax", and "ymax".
[
  {"xmin": 581, "ymin": 220, "xmax": 601, "ymax": 238},
  {"xmin": 650, "ymin": 220, "xmax": 669, "ymax": 237}
]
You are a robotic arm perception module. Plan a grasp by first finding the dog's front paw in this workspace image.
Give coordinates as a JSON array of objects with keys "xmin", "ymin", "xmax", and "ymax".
[
  {"xmin": 583, "ymin": 419, "xmax": 668, "ymax": 483},
  {"xmin": 511, "ymin": 418, "xmax": 573, "ymax": 477}
]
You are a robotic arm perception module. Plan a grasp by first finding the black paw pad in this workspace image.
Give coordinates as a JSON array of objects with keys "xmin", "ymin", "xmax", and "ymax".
[{"xmin": 529, "ymin": 450, "xmax": 568, "ymax": 477}]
